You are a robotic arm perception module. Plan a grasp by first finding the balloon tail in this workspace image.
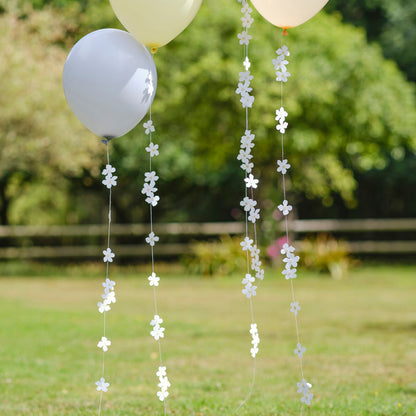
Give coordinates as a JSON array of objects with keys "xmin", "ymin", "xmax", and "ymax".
[
  {"xmin": 101, "ymin": 136, "xmax": 114, "ymax": 145},
  {"xmin": 150, "ymin": 47, "xmax": 158, "ymax": 54},
  {"xmin": 282, "ymin": 28, "xmax": 289, "ymax": 36}
]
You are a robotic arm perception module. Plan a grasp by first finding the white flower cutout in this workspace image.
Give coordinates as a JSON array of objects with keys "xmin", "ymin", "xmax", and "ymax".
[
  {"xmin": 240, "ymin": 93, "xmax": 254, "ymax": 108},
  {"xmin": 241, "ymin": 3, "xmax": 252, "ymax": 14},
  {"xmin": 283, "ymin": 252, "xmax": 300, "ymax": 269},
  {"xmin": 278, "ymin": 200, "xmax": 292, "ymax": 216},
  {"xmin": 145, "ymin": 232, "xmax": 159, "ymax": 246},
  {"xmin": 157, "ymin": 390, "xmax": 169, "ymax": 401},
  {"xmin": 242, "ymin": 273, "xmax": 255, "ymax": 285},
  {"xmin": 297, "ymin": 379, "xmax": 312, "ymax": 395},
  {"xmin": 97, "ymin": 336, "xmax": 111, "ymax": 352},
  {"xmin": 144, "ymin": 171, "xmax": 159, "ymax": 183},
  {"xmin": 243, "ymin": 56, "xmax": 251, "ymax": 71},
  {"xmin": 301, "ymin": 393, "xmax": 314, "ymax": 406},
  {"xmin": 276, "ymin": 45, "xmax": 290, "ymax": 57},
  {"xmin": 146, "ymin": 195, "xmax": 160, "ymax": 207},
  {"xmin": 281, "ymin": 243, "xmax": 295, "ymax": 255},
  {"xmin": 248, "ymin": 207, "xmax": 260, "ymax": 223},
  {"xmin": 150, "ymin": 324, "xmax": 165, "ymax": 340},
  {"xmin": 103, "ymin": 248, "xmax": 115, "ymax": 263},
  {"xmin": 102, "ymin": 174, "xmax": 118, "ymax": 189},
  {"xmin": 240, "ymin": 236, "xmax": 253, "ymax": 251},
  {"xmin": 275, "ymin": 107, "xmax": 288, "ymax": 122},
  {"xmin": 242, "ymin": 283, "xmax": 257, "ymax": 298},
  {"xmin": 277, "ymin": 159, "xmax": 291, "ymax": 174},
  {"xmin": 244, "ymin": 174, "xmax": 259, "ymax": 189},
  {"xmin": 294, "ymin": 342, "xmax": 306, "ymax": 358},
  {"xmin": 145, "ymin": 142, "xmax": 159, "ymax": 157},
  {"xmin": 150, "ymin": 314, "xmax": 163, "ymax": 326},
  {"xmin": 276, "ymin": 71, "xmax": 291, "ymax": 83},
  {"xmin": 97, "ymin": 301, "xmax": 111, "ymax": 314},
  {"xmin": 148, "ymin": 272, "xmax": 160, "ymax": 287},
  {"xmin": 95, "ymin": 377, "xmax": 109, "ymax": 392},
  {"xmin": 241, "ymin": 14, "xmax": 254, "ymax": 29},
  {"xmin": 143, "ymin": 120, "xmax": 155, "ymax": 135},
  {"xmin": 102, "ymin": 164, "xmax": 116, "ymax": 176},
  {"xmin": 290, "ymin": 301, "xmax": 301, "ymax": 316},
  {"xmin": 282, "ymin": 268, "xmax": 297, "ymax": 280},
  {"xmin": 240, "ymin": 196, "xmax": 257, "ymax": 212},
  {"xmin": 156, "ymin": 366, "xmax": 167, "ymax": 378},
  {"xmin": 276, "ymin": 120, "xmax": 288, "ymax": 134},
  {"xmin": 103, "ymin": 278, "xmax": 115, "ymax": 292},
  {"xmin": 239, "ymin": 70, "xmax": 253, "ymax": 83},
  {"xmin": 237, "ymin": 30, "xmax": 252, "ymax": 45}
]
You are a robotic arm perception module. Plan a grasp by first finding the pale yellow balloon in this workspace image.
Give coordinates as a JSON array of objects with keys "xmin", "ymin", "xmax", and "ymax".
[
  {"xmin": 250, "ymin": 0, "xmax": 329, "ymax": 29},
  {"xmin": 109, "ymin": 0, "xmax": 203, "ymax": 50}
]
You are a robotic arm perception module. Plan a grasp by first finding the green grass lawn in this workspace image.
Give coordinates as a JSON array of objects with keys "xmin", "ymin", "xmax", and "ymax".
[{"xmin": 0, "ymin": 264, "xmax": 415, "ymax": 415}]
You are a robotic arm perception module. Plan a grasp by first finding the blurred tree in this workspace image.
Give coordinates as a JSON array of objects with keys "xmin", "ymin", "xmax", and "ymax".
[
  {"xmin": 0, "ymin": 8, "xmax": 104, "ymax": 225},
  {"xmin": 324, "ymin": 0, "xmax": 416, "ymax": 82}
]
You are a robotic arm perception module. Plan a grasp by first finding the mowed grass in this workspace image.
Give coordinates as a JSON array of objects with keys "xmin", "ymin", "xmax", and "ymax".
[{"xmin": 0, "ymin": 264, "xmax": 415, "ymax": 415}]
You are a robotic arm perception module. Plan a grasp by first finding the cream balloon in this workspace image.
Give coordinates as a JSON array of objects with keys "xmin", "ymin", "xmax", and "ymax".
[
  {"xmin": 250, "ymin": 0, "xmax": 329, "ymax": 29},
  {"xmin": 109, "ymin": 0, "xmax": 203, "ymax": 50}
]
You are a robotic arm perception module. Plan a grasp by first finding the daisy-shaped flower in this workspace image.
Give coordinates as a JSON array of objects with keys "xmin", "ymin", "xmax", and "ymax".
[
  {"xmin": 248, "ymin": 208, "xmax": 260, "ymax": 224},
  {"xmin": 97, "ymin": 301, "xmax": 111, "ymax": 314},
  {"xmin": 242, "ymin": 283, "xmax": 257, "ymax": 298},
  {"xmin": 276, "ymin": 45, "xmax": 290, "ymax": 56},
  {"xmin": 242, "ymin": 273, "xmax": 255, "ymax": 285},
  {"xmin": 241, "ymin": 13, "xmax": 254, "ymax": 28},
  {"xmin": 297, "ymin": 379, "xmax": 312, "ymax": 395},
  {"xmin": 150, "ymin": 314, "xmax": 163, "ymax": 327},
  {"xmin": 277, "ymin": 159, "xmax": 291, "ymax": 174},
  {"xmin": 142, "ymin": 182, "xmax": 157, "ymax": 196},
  {"xmin": 143, "ymin": 120, "xmax": 155, "ymax": 135},
  {"xmin": 237, "ymin": 30, "xmax": 252, "ymax": 45},
  {"xmin": 103, "ymin": 248, "xmax": 115, "ymax": 263},
  {"xmin": 301, "ymin": 392, "xmax": 314, "ymax": 406},
  {"xmin": 241, "ymin": 161, "xmax": 254, "ymax": 173},
  {"xmin": 156, "ymin": 366, "xmax": 167, "ymax": 378},
  {"xmin": 240, "ymin": 93, "xmax": 254, "ymax": 108},
  {"xmin": 243, "ymin": 56, "xmax": 251, "ymax": 71},
  {"xmin": 250, "ymin": 244, "xmax": 260, "ymax": 258},
  {"xmin": 148, "ymin": 272, "xmax": 160, "ymax": 286},
  {"xmin": 272, "ymin": 58, "xmax": 289, "ymax": 72},
  {"xmin": 240, "ymin": 236, "xmax": 253, "ymax": 251},
  {"xmin": 150, "ymin": 325, "xmax": 165, "ymax": 341},
  {"xmin": 294, "ymin": 342, "xmax": 306, "ymax": 358},
  {"xmin": 102, "ymin": 174, "xmax": 118, "ymax": 189},
  {"xmin": 237, "ymin": 149, "xmax": 253, "ymax": 162},
  {"xmin": 250, "ymin": 346, "xmax": 259, "ymax": 357},
  {"xmin": 241, "ymin": 130, "xmax": 255, "ymax": 147},
  {"xmin": 278, "ymin": 200, "xmax": 292, "ymax": 216},
  {"xmin": 256, "ymin": 268, "xmax": 265, "ymax": 280},
  {"xmin": 145, "ymin": 142, "xmax": 159, "ymax": 157},
  {"xmin": 157, "ymin": 390, "xmax": 169, "ymax": 401},
  {"xmin": 244, "ymin": 173, "xmax": 259, "ymax": 189},
  {"xmin": 251, "ymin": 257, "xmax": 262, "ymax": 271},
  {"xmin": 97, "ymin": 336, "xmax": 111, "ymax": 352},
  {"xmin": 240, "ymin": 196, "xmax": 257, "ymax": 212},
  {"xmin": 276, "ymin": 71, "xmax": 291, "ymax": 83},
  {"xmin": 145, "ymin": 195, "xmax": 160, "ymax": 207},
  {"xmin": 95, "ymin": 377, "xmax": 109, "ymax": 392},
  {"xmin": 158, "ymin": 376, "xmax": 171, "ymax": 391},
  {"xmin": 290, "ymin": 301, "xmax": 301, "ymax": 316},
  {"xmin": 239, "ymin": 70, "xmax": 254, "ymax": 84},
  {"xmin": 102, "ymin": 164, "xmax": 116, "ymax": 176},
  {"xmin": 103, "ymin": 291, "xmax": 116, "ymax": 304},
  {"xmin": 276, "ymin": 120, "xmax": 288, "ymax": 134},
  {"xmin": 145, "ymin": 232, "xmax": 159, "ymax": 246},
  {"xmin": 236, "ymin": 82, "xmax": 250, "ymax": 96},
  {"xmin": 282, "ymin": 267, "xmax": 297, "ymax": 280},
  {"xmin": 241, "ymin": 3, "xmax": 252, "ymax": 13},
  {"xmin": 144, "ymin": 171, "xmax": 159, "ymax": 183},
  {"xmin": 281, "ymin": 243, "xmax": 295, "ymax": 255},
  {"xmin": 283, "ymin": 252, "xmax": 300, "ymax": 269},
  {"xmin": 275, "ymin": 107, "xmax": 288, "ymax": 122},
  {"xmin": 103, "ymin": 278, "xmax": 116, "ymax": 292}
]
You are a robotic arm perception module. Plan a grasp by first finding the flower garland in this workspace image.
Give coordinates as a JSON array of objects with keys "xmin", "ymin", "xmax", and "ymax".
[
  {"xmin": 235, "ymin": 0, "xmax": 265, "ymax": 411},
  {"xmin": 274, "ymin": 42, "xmax": 313, "ymax": 412},
  {"xmin": 141, "ymin": 72, "xmax": 169, "ymax": 414},
  {"xmin": 95, "ymin": 140, "xmax": 118, "ymax": 415}
]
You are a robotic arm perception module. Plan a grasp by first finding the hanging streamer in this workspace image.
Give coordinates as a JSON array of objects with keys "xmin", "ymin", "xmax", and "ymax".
[
  {"xmin": 95, "ymin": 140, "xmax": 117, "ymax": 415},
  {"xmin": 141, "ymin": 95, "xmax": 170, "ymax": 414},
  {"xmin": 235, "ymin": 0, "xmax": 265, "ymax": 412},
  {"xmin": 274, "ymin": 40, "xmax": 313, "ymax": 413}
]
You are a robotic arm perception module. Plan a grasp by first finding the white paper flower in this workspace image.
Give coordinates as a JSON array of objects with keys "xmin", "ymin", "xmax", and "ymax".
[
  {"xmin": 150, "ymin": 324, "xmax": 165, "ymax": 341},
  {"xmin": 243, "ymin": 56, "xmax": 251, "ymax": 71},
  {"xmin": 102, "ymin": 278, "xmax": 116, "ymax": 292},
  {"xmin": 237, "ymin": 30, "xmax": 252, "ymax": 45},
  {"xmin": 146, "ymin": 232, "xmax": 159, "ymax": 246},
  {"xmin": 297, "ymin": 379, "xmax": 312, "ymax": 395},
  {"xmin": 294, "ymin": 342, "xmax": 306, "ymax": 358},
  {"xmin": 275, "ymin": 107, "xmax": 288, "ymax": 122},
  {"xmin": 301, "ymin": 392, "xmax": 314, "ymax": 406},
  {"xmin": 250, "ymin": 244, "xmax": 260, "ymax": 258},
  {"xmin": 241, "ymin": 3, "xmax": 252, "ymax": 14},
  {"xmin": 240, "ymin": 237, "xmax": 253, "ymax": 251},
  {"xmin": 276, "ymin": 120, "xmax": 288, "ymax": 134},
  {"xmin": 284, "ymin": 252, "xmax": 300, "ymax": 269},
  {"xmin": 157, "ymin": 389, "xmax": 169, "ymax": 401},
  {"xmin": 276, "ymin": 71, "xmax": 291, "ymax": 83},
  {"xmin": 281, "ymin": 243, "xmax": 295, "ymax": 255},
  {"xmin": 97, "ymin": 301, "xmax": 111, "ymax": 313},
  {"xmin": 242, "ymin": 283, "xmax": 257, "ymax": 298},
  {"xmin": 102, "ymin": 174, "xmax": 118, "ymax": 189},
  {"xmin": 157, "ymin": 366, "xmax": 167, "ymax": 378},
  {"xmin": 148, "ymin": 272, "xmax": 160, "ymax": 286},
  {"xmin": 142, "ymin": 182, "xmax": 157, "ymax": 196},
  {"xmin": 240, "ymin": 197, "xmax": 257, "ymax": 212},
  {"xmin": 103, "ymin": 291, "xmax": 116, "ymax": 304},
  {"xmin": 277, "ymin": 159, "xmax": 291, "ymax": 174},
  {"xmin": 244, "ymin": 174, "xmax": 259, "ymax": 189},
  {"xmin": 240, "ymin": 93, "xmax": 255, "ymax": 108},
  {"xmin": 145, "ymin": 142, "xmax": 159, "ymax": 157},
  {"xmin": 237, "ymin": 149, "xmax": 253, "ymax": 162},
  {"xmin": 146, "ymin": 195, "xmax": 160, "ymax": 207},
  {"xmin": 241, "ymin": 130, "xmax": 255, "ymax": 147},
  {"xmin": 256, "ymin": 268, "xmax": 264, "ymax": 280},
  {"xmin": 95, "ymin": 377, "xmax": 109, "ymax": 392},
  {"xmin": 241, "ymin": 13, "xmax": 254, "ymax": 28},
  {"xmin": 97, "ymin": 336, "xmax": 111, "ymax": 352},
  {"xmin": 272, "ymin": 58, "xmax": 289, "ymax": 72},
  {"xmin": 103, "ymin": 248, "xmax": 115, "ymax": 263},
  {"xmin": 290, "ymin": 301, "xmax": 301, "ymax": 316},
  {"xmin": 242, "ymin": 273, "xmax": 255, "ymax": 285},
  {"xmin": 150, "ymin": 314, "xmax": 163, "ymax": 326},
  {"xmin": 144, "ymin": 171, "xmax": 159, "ymax": 183},
  {"xmin": 278, "ymin": 200, "xmax": 292, "ymax": 215},
  {"xmin": 276, "ymin": 45, "xmax": 290, "ymax": 56},
  {"xmin": 282, "ymin": 267, "xmax": 297, "ymax": 280},
  {"xmin": 248, "ymin": 208, "xmax": 260, "ymax": 223},
  {"xmin": 236, "ymin": 81, "xmax": 252, "ymax": 95},
  {"xmin": 239, "ymin": 70, "xmax": 254, "ymax": 83},
  {"xmin": 158, "ymin": 376, "xmax": 171, "ymax": 391},
  {"xmin": 143, "ymin": 120, "xmax": 155, "ymax": 135},
  {"xmin": 241, "ymin": 161, "xmax": 254, "ymax": 173},
  {"xmin": 102, "ymin": 164, "xmax": 116, "ymax": 176}
]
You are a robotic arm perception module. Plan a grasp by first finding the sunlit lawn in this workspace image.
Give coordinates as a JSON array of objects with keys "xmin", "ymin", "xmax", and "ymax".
[{"xmin": 0, "ymin": 264, "xmax": 415, "ymax": 415}]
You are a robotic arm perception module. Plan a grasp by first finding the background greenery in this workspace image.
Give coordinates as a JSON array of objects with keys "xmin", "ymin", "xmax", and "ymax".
[{"xmin": 0, "ymin": 0, "xmax": 415, "ymax": 227}]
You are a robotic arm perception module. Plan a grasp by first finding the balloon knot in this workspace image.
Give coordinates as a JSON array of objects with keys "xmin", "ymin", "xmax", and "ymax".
[
  {"xmin": 150, "ymin": 47, "xmax": 158, "ymax": 54},
  {"xmin": 282, "ymin": 28, "xmax": 289, "ymax": 36},
  {"xmin": 101, "ymin": 136, "xmax": 114, "ymax": 145}
]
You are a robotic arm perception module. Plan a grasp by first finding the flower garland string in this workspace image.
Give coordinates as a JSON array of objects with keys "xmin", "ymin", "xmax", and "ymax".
[
  {"xmin": 235, "ymin": 1, "xmax": 265, "ymax": 412},
  {"xmin": 274, "ymin": 39, "xmax": 313, "ymax": 413},
  {"xmin": 95, "ymin": 139, "xmax": 118, "ymax": 415},
  {"xmin": 142, "ymin": 96, "xmax": 170, "ymax": 414}
]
